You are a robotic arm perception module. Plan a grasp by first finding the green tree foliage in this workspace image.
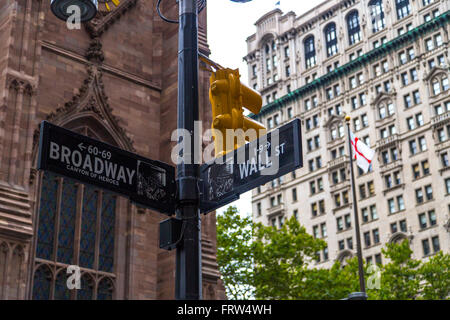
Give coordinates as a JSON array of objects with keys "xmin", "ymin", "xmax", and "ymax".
[
  {"xmin": 216, "ymin": 206, "xmax": 254, "ymax": 300},
  {"xmin": 369, "ymin": 240, "xmax": 421, "ymax": 299},
  {"xmin": 252, "ymin": 215, "xmax": 327, "ymax": 299},
  {"xmin": 419, "ymin": 251, "xmax": 450, "ymax": 300},
  {"xmin": 216, "ymin": 206, "xmax": 449, "ymax": 300}
]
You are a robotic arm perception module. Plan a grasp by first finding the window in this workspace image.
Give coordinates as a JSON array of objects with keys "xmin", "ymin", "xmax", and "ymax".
[
  {"xmin": 396, "ymin": 0, "xmax": 411, "ymax": 20},
  {"xmin": 360, "ymin": 93, "xmax": 367, "ymax": 106},
  {"xmin": 252, "ymin": 65, "xmax": 257, "ymax": 77},
  {"xmin": 400, "ymin": 220, "xmax": 407, "ymax": 232},
  {"xmin": 285, "ymin": 65, "xmax": 291, "ymax": 77},
  {"xmin": 369, "ymin": 0, "xmax": 385, "ymax": 33},
  {"xmin": 373, "ymin": 229, "xmax": 380, "ymax": 244},
  {"xmin": 287, "ymin": 107, "xmax": 293, "ymax": 119},
  {"xmin": 364, "ymin": 232, "xmax": 371, "ymax": 247},
  {"xmin": 292, "ymin": 188, "xmax": 297, "ymax": 202},
  {"xmin": 431, "ymin": 236, "xmax": 440, "ymax": 253},
  {"xmin": 425, "ymin": 38, "xmax": 434, "ymax": 51},
  {"xmin": 401, "ymin": 72, "xmax": 409, "ymax": 86},
  {"xmin": 347, "ymin": 11, "xmax": 361, "ymax": 45},
  {"xmin": 416, "ymin": 188, "xmax": 424, "ymax": 204},
  {"xmin": 404, "ymin": 94, "xmax": 412, "ymax": 108},
  {"xmin": 425, "ymin": 185, "xmax": 433, "ymax": 200},
  {"xmin": 347, "ymin": 238, "xmax": 353, "ymax": 249},
  {"xmin": 409, "ymin": 140, "xmax": 417, "ymax": 155},
  {"xmin": 321, "ymin": 223, "xmax": 327, "ymax": 237},
  {"xmin": 33, "ymin": 171, "xmax": 117, "ymax": 300},
  {"xmin": 257, "ymin": 203, "xmax": 262, "ymax": 216},
  {"xmin": 410, "ymin": 68, "xmax": 418, "ymax": 82},
  {"xmin": 310, "ymin": 181, "xmax": 316, "ymax": 195},
  {"xmin": 305, "ymin": 99, "xmax": 311, "ymax": 111},
  {"xmin": 284, "ymin": 46, "xmax": 290, "ymax": 58},
  {"xmin": 345, "ymin": 214, "xmax": 351, "ymax": 229},
  {"xmin": 442, "ymin": 153, "xmax": 450, "ymax": 168},
  {"xmin": 419, "ymin": 136, "xmax": 427, "ymax": 151},
  {"xmin": 413, "ymin": 90, "xmax": 421, "ymax": 104},
  {"xmin": 325, "ymin": 23, "xmax": 338, "ymax": 57},
  {"xmin": 304, "ymin": 36, "xmax": 316, "ymax": 69},
  {"xmin": 422, "ymin": 239, "xmax": 430, "ymax": 256},
  {"xmin": 274, "ymin": 113, "xmax": 280, "ymax": 125},
  {"xmin": 399, "ymin": 52, "xmax": 407, "ymax": 65},
  {"xmin": 370, "ymin": 205, "xmax": 378, "ymax": 220},
  {"xmin": 432, "ymin": 78, "xmax": 441, "ymax": 96}
]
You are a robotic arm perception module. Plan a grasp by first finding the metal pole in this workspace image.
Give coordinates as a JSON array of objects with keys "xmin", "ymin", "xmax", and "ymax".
[
  {"xmin": 175, "ymin": 0, "xmax": 202, "ymax": 300},
  {"xmin": 345, "ymin": 116, "xmax": 366, "ymax": 296}
]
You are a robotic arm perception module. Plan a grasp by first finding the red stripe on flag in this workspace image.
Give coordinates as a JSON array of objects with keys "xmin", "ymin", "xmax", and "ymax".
[{"xmin": 351, "ymin": 137, "xmax": 372, "ymax": 164}]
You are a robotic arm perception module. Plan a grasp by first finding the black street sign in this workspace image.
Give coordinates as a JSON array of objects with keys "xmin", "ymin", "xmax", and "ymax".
[
  {"xmin": 200, "ymin": 119, "xmax": 303, "ymax": 213},
  {"xmin": 38, "ymin": 121, "xmax": 176, "ymax": 215}
]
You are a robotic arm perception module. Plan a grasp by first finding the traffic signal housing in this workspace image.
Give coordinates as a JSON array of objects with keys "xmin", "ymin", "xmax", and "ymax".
[{"xmin": 209, "ymin": 68, "xmax": 266, "ymax": 157}]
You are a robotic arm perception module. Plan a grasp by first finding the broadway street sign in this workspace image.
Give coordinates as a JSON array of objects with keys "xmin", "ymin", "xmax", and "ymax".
[
  {"xmin": 38, "ymin": 121, "xmax": 176, "ymax": 214},
  {"xmin": 200, "ymin": 119, "xmax": 303, "ymax": 213}
]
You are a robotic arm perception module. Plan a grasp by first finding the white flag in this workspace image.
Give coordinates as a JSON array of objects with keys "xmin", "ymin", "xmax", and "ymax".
[{"xmin": 350, "ymin": 131, "xmax": 375, "ymax": 173}]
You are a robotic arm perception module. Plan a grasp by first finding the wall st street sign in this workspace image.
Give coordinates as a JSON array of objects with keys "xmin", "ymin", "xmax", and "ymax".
[
  {"xmin": 200, "ymin": 119, "xmax": 303, "ymax": 213},
  {"xmin": 38, "ymin": 121, "xmax": 176, "ymax": 214}
]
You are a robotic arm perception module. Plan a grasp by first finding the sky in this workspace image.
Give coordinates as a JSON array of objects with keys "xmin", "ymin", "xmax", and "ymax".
[{"xmin": 207, "ymin": 0, "xmax": 326, "ymax": 216}]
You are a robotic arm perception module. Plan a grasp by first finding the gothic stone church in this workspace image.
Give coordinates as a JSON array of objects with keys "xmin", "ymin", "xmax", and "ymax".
[{"xmin": 0, "ymin": 0, "xmax": 225, "ymax": 299}]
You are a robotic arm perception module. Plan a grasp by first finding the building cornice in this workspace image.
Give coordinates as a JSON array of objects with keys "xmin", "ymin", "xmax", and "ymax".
[{"xmin": 250, "ymin": 11, "xmax": 450, "ymax": 121}]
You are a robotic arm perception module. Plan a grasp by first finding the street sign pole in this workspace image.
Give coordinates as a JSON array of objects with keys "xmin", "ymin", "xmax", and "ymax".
[{"xmin": 175, "ymin": 0, "xmax": 202, "ymax": 300}]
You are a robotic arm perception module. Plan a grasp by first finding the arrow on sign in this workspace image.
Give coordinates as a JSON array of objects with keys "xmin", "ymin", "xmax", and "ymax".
[{"xmin": 78, "ymin": 143, "xmax": 86, "ymax": 151}]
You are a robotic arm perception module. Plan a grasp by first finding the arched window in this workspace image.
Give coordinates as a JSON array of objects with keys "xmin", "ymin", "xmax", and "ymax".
[
  {"xmin": 325, "ymin": 23, "xmax": 338, "ymax": 57},
  {"xmin": 77, "ymin": 274, "xmax": 94, "ymax": 300},
  {"xmin": 347, "ymin": 11, "xmax": 361, "ymax": 45},
  {"xmin": 431, "ymin": 75, "xmax": 449, "ymax": 96},
  {"xmin": 304, "ymin": 36, "xmax": 316, "ymax": 69},
  {"xmin": 32, "ymin": 265, "xmax": 52, "ymax": 300},
  {"xmin": 369, "ymin": 0, "xmax": 385, "ymax": 33},
  {"xmin": 32, "ymin": 122, "xmax": 118, "ymax": 300},
  {"xmin": 97, "ymin": 277, "xmax": 114, "ymax": 300},
  {"xmin": 396, "ymin": 0, "xmax": 411, "ymax": 20}
]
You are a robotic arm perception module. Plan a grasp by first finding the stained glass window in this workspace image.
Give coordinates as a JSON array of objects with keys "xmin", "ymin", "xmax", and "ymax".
[
  {"xmin": 57, "ymin": 179, "xmax": 77, "ymax": 264},
  {"xmin": 54, "ymin": 271, "xmax": 71, "ymax": 300},
  {"xmin": 77, "ymin": 274, "xmax": 94, "ymax": 300},
  {"xmin": 99, "ymin": 193, "xmax": 116, "ymax": 272},
  {"xmin": 36, "ymin": 172, "xmax": 58, "ymax": 260},
  {"xmin": 79, "ymin": 186, "xmax": 98, "ymax": 269},
  {"xmin": 32, "ymin": 265, "xmax": 52, "ymax": 300},
  {"xmin": 97, "ymin": 277, "xmax": 114, "ymax": 300},
  {"xmin": 33, "ymin": 125, "xmax": 117, "ymax": 300}
]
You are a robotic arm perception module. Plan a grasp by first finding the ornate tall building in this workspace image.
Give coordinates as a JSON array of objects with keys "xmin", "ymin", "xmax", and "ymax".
[
  {"xmin": 245, "ymin": 0, "xmax": 449, "ymax": 268},
  {"xmin": 0, "ymin": 0, "xmax": 225, "ymax": 299}
]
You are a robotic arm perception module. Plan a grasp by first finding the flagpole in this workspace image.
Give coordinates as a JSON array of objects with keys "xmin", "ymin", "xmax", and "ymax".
[{"xmin": 345, "ymin": 115, "xmax": 367, "ymax": 299}]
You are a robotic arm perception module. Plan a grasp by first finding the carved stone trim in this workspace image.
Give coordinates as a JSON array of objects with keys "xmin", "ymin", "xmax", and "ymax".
[
  {"xmin": 85, "ymin": 0, "xmax": 138, "ymax": 38},
  {"xmin": 32, "ymin": 65, "xmax": 136, "ymax": 161}
]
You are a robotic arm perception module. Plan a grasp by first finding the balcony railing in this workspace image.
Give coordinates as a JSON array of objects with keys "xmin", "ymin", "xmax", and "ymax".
[
  {"xmin": 377, "ymin": 133, "xmax": 398, "ymax": 150},
  {"xmin": 327, "ymin": 155, "xmax": 348, "ymax": 170},
  {"xmin": 267, "ymin": 203, "xmax": 285, "ymax": 217},
  {"xmin": 431, "ymin": 111, "xmax": 450, "ymax": 128}
]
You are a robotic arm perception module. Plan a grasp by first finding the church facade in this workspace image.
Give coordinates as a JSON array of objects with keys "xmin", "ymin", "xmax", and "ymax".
[{"xmin": 0, "ymin": 0, "xmax": 225, "ymax": 299}]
